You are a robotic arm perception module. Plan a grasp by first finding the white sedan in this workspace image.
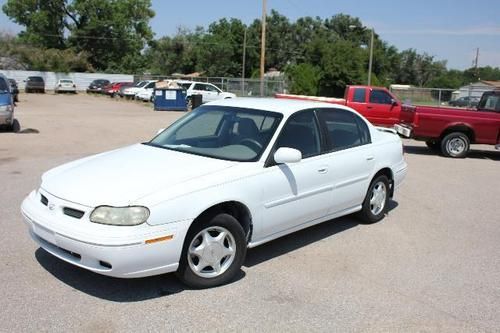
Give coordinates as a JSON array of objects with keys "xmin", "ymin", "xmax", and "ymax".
[
  {"xmin": 21, "ymin": 98, "xmax": 407, "ymax": 288},
  {"xmin": 54, "ymin": 79, "xmax": 76, "ymax": 93}
]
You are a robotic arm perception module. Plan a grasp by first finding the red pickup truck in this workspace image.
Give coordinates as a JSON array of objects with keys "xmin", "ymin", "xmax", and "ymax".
[
  {"xmin": 394, "ymin": 90, "xmax": 500, "ymax": 158},
  {"xmin": 276, "ymin": 85, "xmax": 402, "ymax": 127}
]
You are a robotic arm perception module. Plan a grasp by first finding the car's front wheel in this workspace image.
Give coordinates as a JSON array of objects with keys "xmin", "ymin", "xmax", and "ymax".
[
  {"xmin": 357, "ymin": 175, "xmax": 390, "ymax": 224},
  {"xmin": 176, "ymin": 213, "xmax": 247, "ymax": 288}
]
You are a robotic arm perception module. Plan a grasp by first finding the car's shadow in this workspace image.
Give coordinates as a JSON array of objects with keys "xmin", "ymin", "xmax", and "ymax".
[
  {"xmin": 35, "ymin": 201, "xmax": 398, "ymax": 302},
  {"xmin": 404, "ymin": 144, "xmax": 500, "ymax": 161}
]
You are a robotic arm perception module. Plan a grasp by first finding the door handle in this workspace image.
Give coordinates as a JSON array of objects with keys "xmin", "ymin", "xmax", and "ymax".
[
  {"xmin": 317, "ymin": 167, "xmax": 328, "ymax": 174},
  {"xmin": 366, "ymin": 156, "xmax": 375, "ymax": 161}
]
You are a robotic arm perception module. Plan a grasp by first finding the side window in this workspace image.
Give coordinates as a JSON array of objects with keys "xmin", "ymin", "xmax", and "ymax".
[
  {"xmin": 319, "ymin": 109, "xmax": 369, "ymax": 151},
  {"xmin": 206, "ymin": 84, "xmax": 220, "ymax": 92},
  {"xmin": 193, "ymin": 84, "xmax": 205, "ymax": 91},
  {"xmin": 353, "ymin": 88, "xmax": 366, "ymax": 103},
  {"xmin": 275, "ymin": 110, "xmax": 321, "ymax": 159},
  {"xmin": 369, "ymin": 90, "xmax": 393, "ymax": 105}
]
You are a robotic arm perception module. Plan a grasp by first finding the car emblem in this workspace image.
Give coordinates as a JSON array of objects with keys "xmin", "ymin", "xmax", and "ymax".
[{"xmin": 48, "ymin": 203, "xmax": 55, "ymax": 210}]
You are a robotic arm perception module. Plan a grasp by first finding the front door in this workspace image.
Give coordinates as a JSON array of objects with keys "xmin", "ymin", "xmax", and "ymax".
[{"xmin": 259, "ymin": 110, "xmax": 333, "ymax": 237}]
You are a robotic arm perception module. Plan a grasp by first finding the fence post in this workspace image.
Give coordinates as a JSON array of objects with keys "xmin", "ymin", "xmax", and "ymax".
[{"xmin": 438, "ymin": 89, "xmax": 442, "ymax": 106}]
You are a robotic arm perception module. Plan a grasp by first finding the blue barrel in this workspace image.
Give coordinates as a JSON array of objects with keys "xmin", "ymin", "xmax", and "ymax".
[{"xmin": 153, "ymin": 88, "xmax": 187, "ymax": 111}]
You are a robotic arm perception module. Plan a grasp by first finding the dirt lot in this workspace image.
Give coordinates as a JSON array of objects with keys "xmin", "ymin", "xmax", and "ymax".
[{"xmin": 1, "ymin": 93, "xmax": 499, "ymax": 332}]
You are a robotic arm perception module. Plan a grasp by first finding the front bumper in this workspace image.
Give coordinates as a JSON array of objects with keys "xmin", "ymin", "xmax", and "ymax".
[
  {"xmin": 0, "ymin": 110, "xmax": 13, "ymax": 125},
  {"xmin": 21, "ymin": 190, "xmax": 190, "ymax": 278},
  {"xmin": 394, "ymin": 124, "xmax": 412, "ymax": 138}
]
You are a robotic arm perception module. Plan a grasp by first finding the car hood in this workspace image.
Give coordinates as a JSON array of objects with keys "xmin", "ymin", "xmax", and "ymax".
[{"xmin": 41, "ymin": 144, "xmax": 237, "ymax": 207}]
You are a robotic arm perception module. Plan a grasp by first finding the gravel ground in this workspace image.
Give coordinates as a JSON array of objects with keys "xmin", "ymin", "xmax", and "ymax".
[{"xmin": 1, "ymin": 93, "xmax": 499, "ymax": 332}]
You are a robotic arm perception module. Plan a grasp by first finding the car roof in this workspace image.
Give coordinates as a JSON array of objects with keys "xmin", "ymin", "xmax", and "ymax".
[{"xmin": 204, "ymin": 97, "xmax": 357, "ymax": 116}]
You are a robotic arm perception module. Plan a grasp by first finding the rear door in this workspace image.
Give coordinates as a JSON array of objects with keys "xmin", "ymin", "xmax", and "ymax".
[
  {"xmin": 346, "ymin": 87, "xmax": 368, "ymax": 114},
  {"xmin": 317, "ymin": 108, "xmax": 375, "ymax": 213}
]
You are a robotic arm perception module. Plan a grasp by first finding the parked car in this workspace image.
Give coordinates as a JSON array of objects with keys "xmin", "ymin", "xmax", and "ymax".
[
  {"xmin": 122, "ymin": 80, "xmax": 151, "ymax": 99},
  {"xmin": 178, "ymin": 81, "xmax": 236, "ymax": 107},
  {"xmin": 104, "ymin": 82, "xmax": 134, "ymax": 97},
  {"xmin": 8, "ymin": 79, "xmax": 19, "ymax": 102},
  {"xmin": 277, "ymin": 85, "xmax": 402, "ymax": 127},
  {"xmin": 395, "ymin": 90, "xmax": 500, "ymax": 158},
  {"xmin": 117, "ymin": 82, "xmax": 136, "ymax": 98},
  {"xmin": 55, "ymin": 79, "xmax": 77, "ymax": 94},
  {"xmin": 0, "ymin": 74, "xmax": 17, "ymax": 131},
  {"xmin": 21, "ymin": 98, "xmax": 407, "ymax": 288},
  {"xmin": 134, "ymin": 80, "xmax": 158, "ymax": 102},
  {"xmin": 135, "ymin": 87, "xmax": 154, "ymax": 102},
  {"xmin": 448, "ymin": 96, "xmax": 480, "ymax": 108},
  {"xmin": 25, "ymin": 76, "xmax": 45, "ymax": 93},
  {"xmin": 86, "ymin": 79, "xmax": 110, "ymax": 94}
]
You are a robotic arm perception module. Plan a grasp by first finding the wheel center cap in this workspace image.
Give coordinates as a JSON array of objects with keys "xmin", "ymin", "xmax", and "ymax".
[{"xmin": 204, "ymin": 243, "xmax": 223, "ymax": 264}]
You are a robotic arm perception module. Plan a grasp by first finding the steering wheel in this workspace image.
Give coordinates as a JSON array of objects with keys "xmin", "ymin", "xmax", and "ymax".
[{"xmin": 239, "ymin": 138, "xmax": 263, "ymax": 152}]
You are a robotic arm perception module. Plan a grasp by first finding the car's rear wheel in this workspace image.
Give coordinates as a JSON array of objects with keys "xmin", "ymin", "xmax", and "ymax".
[
  {"xmin": 441, "ymin": 132, "xmax": 469, "ymax": 158},
  {"xmin": 357, "ymin": 175, "xmax": 390, "ymax": 224},
  {"xmin": 176, "ymin": 213, "xmax": 247, "ymax": 288}
]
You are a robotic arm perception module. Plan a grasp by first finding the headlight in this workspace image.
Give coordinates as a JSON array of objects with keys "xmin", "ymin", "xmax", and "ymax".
[
  {"xmin": 90, "ymin": 206, "xmax": 150, "ymax": 226},
  {"xmin": 0, "ymin": 105, "xmax": 13, "ymax": 112}
]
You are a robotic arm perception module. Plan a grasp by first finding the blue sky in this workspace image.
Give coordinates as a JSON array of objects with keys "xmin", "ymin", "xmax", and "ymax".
[{"xmin": 1, "ymin": 0, "xmax": 500, "ymax": 69}]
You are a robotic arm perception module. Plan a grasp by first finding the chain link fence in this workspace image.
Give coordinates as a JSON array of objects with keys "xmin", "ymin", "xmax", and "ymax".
[
  {"xmin": 390, "ymin": 85, "xmax": 496, "ymax": 107},
  {"xmin": 134, "ymin": 75, "xmax": 286, "ymax": 97}
]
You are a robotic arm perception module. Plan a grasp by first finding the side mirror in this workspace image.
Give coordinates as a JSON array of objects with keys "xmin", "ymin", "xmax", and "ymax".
[
  {"xmin": 274, "ymin": 147, "xmax": 302, "ymax": 164},
  {"xmin": 391, "ymin": 99, "xmax": 398, "ymax": 107},
  {"xmin": 156, "ymin": 128, "xmax": 165, "ymax": 135}
]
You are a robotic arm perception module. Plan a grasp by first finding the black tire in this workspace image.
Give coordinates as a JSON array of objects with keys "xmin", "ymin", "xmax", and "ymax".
[
  {"xmin": 176, "ymin": 213, "xmax": 247, "ymax": 288},
  {"xmin": 440, "ymin": 132, "xmax": 470, "ymax": 158},
  {"xmin": 357, "ymin": 175, "xmax": 390, "ymax": 224},
  {"xmin": 10, "ymin": 119, "xmax": 20, "ymax": 133},
  {"xmin": 425, "ymin": 140, "xmax": 440, "ymax": 151}
]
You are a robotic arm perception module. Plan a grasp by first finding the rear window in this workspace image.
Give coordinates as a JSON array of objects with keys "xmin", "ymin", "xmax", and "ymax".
[
  {"xmin": 60, "ymin": 79, "xmax": 73, "ymax": 83},
  {"xmin": 28, "ymin": 77, "xmax": 44, "ymax": 82},
  {"xmin": 353, "ymin": 88, "xmax": 366, "ymax": 103}
]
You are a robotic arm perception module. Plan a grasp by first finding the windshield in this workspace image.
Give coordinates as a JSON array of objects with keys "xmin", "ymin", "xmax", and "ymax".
[
  {"xmin": 60, "ymin": 79, "xmax": 73, "ymax": 83},
  {"xmin": 28, "ymin": 77, "xmax": 44, "ymax": 82},
  {"xmin": 0, "ymin": 79, "xmax": 9, "ymax": 92},
  {"xmin": 147, "ymin": 105, "xmax": 283, "ymax": 162}
]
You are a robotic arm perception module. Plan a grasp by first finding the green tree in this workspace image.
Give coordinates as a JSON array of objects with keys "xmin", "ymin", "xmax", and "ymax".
[
  {"xmin": 285, "ymin": 63, "xmax": 321, "ymax": 95},
  {"xmin": 2, "ymin": 0, "xmax": 155, "ymax": 73},
  {"xmin": 2, "ymin": 0, "xmax": 67, "ymax": 49}
]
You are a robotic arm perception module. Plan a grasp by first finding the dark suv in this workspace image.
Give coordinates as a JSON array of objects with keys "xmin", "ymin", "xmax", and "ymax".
[{"xmin": 25, "ymin": 76, "xmax": 45, "ymax": 93}]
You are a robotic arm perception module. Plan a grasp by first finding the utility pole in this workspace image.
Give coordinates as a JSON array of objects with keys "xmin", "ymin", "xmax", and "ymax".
[
  {"xmin": 242, "ymin": 28, "xmax": 247, "ymax": 96},
  {"xmin": 260, "ymin": 0, "xmax": 267, "ymax": 97},
  {"xmin": 474, "ymin": 47, "xmax": 480, "ymax": 80},
  {"xmin": 367, "ymin": 28, "xmax": 374, "ymax": 86}
]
